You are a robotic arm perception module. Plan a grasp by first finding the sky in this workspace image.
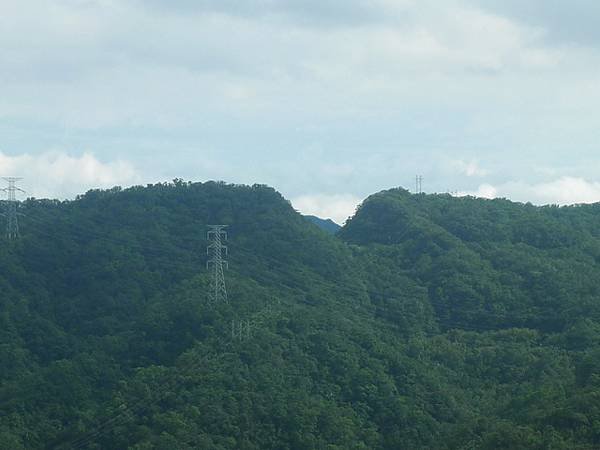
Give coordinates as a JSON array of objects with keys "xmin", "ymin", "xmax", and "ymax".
[{"xmin": 2, "ymin": 0, "xmax": 600, "ymax": 223}]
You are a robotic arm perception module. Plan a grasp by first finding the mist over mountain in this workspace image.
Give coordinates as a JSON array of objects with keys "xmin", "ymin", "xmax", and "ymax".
[{"xmin": 1, "ymin": 181, "xmax": 599, "ymax": 449}]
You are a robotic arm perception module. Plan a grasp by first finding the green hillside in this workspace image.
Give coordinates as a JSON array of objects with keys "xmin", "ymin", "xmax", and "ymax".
[{"xmin": 1, "ymin": 182, "xmax": 599, "ymax": 449}]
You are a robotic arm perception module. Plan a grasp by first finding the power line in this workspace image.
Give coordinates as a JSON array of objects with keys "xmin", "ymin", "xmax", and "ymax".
[
  {"xmin": 16, "ymin": 208, "xmax": 561, "ymax": 338},
  {"xmin": 20, "ymin": 213, "xmax": 543, "ymax": 335},
  {"xmin": 207, "ymin": 225, "xmax": 228, "ymax": 304},
  {"xmin": 17, "ymin": 213, "xmax": 549, "ymax": 335},
  {"xmin": 1, "ymin": 177, "xmax": 25, "ymax": 240},
  {"xmin": 56, "ymin": 351, "xmax": 231, "ymax": 450},
  {"xmin": 2, "ymin": 217, "xmax": 557, "ymax": 447},
  {"xmin": 2, "ymin": 206, "xmax": 573, "ymax": 447}
]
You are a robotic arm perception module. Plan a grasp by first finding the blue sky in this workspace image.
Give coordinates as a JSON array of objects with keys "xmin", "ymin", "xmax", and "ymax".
[{"xmin": 2, "ymin": 0, "xmax": 600, "ymax": 222}]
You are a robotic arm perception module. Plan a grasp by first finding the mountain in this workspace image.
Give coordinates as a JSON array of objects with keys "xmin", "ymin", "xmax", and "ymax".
[
  {"xmin": 340, "ymin": 187, "xmax": 600, "ymax": 331},
  {"xmin": 304, "ymin": 215, "xmax": 341, "ymax": 234},
  {"xmin": 1, "ymin": 181, "xmax": 599, "ymax": 449}
]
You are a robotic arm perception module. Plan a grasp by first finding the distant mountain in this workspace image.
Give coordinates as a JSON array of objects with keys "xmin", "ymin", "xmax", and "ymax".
[
  {"xmin": 304, "ymin": 214, "xmax": 341, "ymax": 234},
  {"xmin": 2, "ymin": 181, "xmax": 600, "ymax": 449}
]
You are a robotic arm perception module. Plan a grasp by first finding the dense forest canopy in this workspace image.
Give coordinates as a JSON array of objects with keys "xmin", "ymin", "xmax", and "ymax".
[{"xmin": 1, "ymin": 181, "xmax": 599, "ymax": 449}]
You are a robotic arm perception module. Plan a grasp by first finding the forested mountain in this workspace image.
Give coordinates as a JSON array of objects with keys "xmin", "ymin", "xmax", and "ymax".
[
  {"xmin": 303, "ymin": 216, "xmax": 341, "ymax": 234},
  {"xmin": 1, "ymin": 181, "xmax": 599, "ymax": 449}
]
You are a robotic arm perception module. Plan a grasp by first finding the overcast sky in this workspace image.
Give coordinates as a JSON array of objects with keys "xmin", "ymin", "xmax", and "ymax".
[{"xmin": 2, "ymin": 0, "xmax": 600, "ymax": 222}]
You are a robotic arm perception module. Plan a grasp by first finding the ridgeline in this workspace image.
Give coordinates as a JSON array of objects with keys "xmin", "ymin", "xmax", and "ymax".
[{"xmin": 1, "ymin": 181, "xmax": 599, "ymax": 449}]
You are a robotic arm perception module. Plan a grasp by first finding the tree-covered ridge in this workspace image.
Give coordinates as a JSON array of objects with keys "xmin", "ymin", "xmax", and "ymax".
[
  {"xmin": 341, "ymin": 187, "xmax": 600, "ymax": 248},
  {"xmin": 341, "ymin": 188, "xmax": 600, "ymax": 332},
  {"xmin": 0, "ymin": 181, "xmax": 599, "ymax": 449},
  {"xmin": 0, "ymin": 181, "xmax": 372, "ymax": 449}
]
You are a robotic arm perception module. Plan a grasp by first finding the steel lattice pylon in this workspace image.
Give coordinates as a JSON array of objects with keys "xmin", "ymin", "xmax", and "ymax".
[
  {"xmin": 2, "ymin": 177, "xmax": 24, "ymax": 240},
  {"xmin": 207, "ymin": 225, "xmax": 228, "ymax": 304}
]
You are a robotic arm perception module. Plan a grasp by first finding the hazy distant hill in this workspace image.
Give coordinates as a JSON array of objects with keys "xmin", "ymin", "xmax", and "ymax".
[
  {"xmin": 1, "ymin": 181, "xmax": 600, "ymax": 449},
  {"xmin": 304, "ymin": 215, "xmax": 341, "ymax": 234}
]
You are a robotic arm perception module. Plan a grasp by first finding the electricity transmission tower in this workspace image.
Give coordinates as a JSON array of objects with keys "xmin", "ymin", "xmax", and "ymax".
[
  {"xmin": 2, "ymin": 177, "xmax": 25, "ymax": 240},
  {"xmin": 231, "ymin": 319, "xmax": 251, "ymax": 341},
  {"xmin": 207, "ymin": 225, "xmax": 228, "ymax": 304},
  {"xmin": 415, "ymin": 175, "xmax": 423, "ymax": 194}
]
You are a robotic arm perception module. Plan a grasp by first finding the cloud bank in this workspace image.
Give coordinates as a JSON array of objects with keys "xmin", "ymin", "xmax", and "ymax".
[
  {"xmin": 0, "ymin": 151, "xmax": 140, "ymax": 199},
  {"xmin": 459, "ymin": 177, "xmax": 600, "ymax": 206},
  {"xmin": 291, "ymin": 194, "xmax": 362, "ymax": 224}
]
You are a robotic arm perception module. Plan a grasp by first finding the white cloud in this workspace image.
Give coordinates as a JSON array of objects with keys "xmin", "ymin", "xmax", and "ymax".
[
  {"xmin": 457, "ymin": 183, "xmax": 498, "ymax": 198},
  {"xmin": 526, "ymin": 177, "xmax": 600, "ymax": 205},
  {"xmin": 291, "ymin": 193, "xmax": 362, "ymax": 224},
  {"xmin": 458, "ymin": 177, "xmax": 600, "ymax": 205},
  {"xmin": 0, "ymin": 151, "xmax": 141, "ymax": 199},
  {"xmin": 452, "ymin": 159, "xmax": 489, "ymax": 177}
]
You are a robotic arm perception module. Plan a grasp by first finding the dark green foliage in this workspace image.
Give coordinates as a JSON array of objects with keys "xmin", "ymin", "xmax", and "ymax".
[{"xmin": 1, "ymin": 182, "xmax": 600, "ymax": 449}]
